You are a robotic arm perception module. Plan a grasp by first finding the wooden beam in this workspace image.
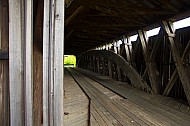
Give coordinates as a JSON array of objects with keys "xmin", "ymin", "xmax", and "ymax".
[
  {"xmin": 9, "ymin": 0, "xmax": 34, "ymax": 125},
  {"xmin": 108, "ymin": 60, "xmax": 112, "ymax": 78},
  {"xmin": 162, "ymin": 21, "xmax": 190, "ymax": 105},
  {"xmin": 9, "ymin": 0, "xmax": 24, "ymax": 125},
  {"xmin": 182, "ymin": 40, "xmax": 190, "ymax": 61},
  {"xmin": 65, "ymin": 0, "xmax": 74, "ymax": 7},
  {"xmin": 123, "ymin": 36, "xmax": 132, "ymax": 63},
  {"xmin": 24, "ymin": 0, "xmax": 33, "ymax": 125},
  {"xmin": 81, "ymin": 0, "xmax": 176, "ymax": 14},
  {"xmin": 113, "ymin": 40, "xmax": 118, "ymax": 54},
  {"xmin": 53, "ymin": 0, "xmax": 64, "ymax": 124},
  {"xmin": 116, "ymin": 65, "xmax": 122, "ymax": 81},
  {"xmin": 97, "ymin": 56, "xmax": 100, "ymax": 74},
  {"xmin": 162, "ymin": 39, "xmax": 190, "ymax": 96},
  {"xmin": 80, "ymin": 50, "xmax": 153, "ymax": 93},
  {"xmin": 142, "ymin": 68, "xmax": 147, "ymax": 80},
  {"xmin": 71, "ymin": 22, "xmax": 142, "ymax": 27},
  {"xmin": 65, "ymin": 6, "xmax": 84, "ymax": 26},
  {"xmin": 154, "ymin": 0, "xmax": 179, "ymax": 12},
  {"xmin": 43, "ymin": 0, "xmax": 50, "ymax": 125},
  {"xmin": 43, "ymin": 0, "xmax": 64, "ymax": 125},
  {"xmin": 65, "ymin": 30, "xmax": 74, "ymax": 40},
  {"xmin": 138, "ymin": 30, "xmax": 160, "ymax": 94},
  {"xmin": 162, "ymin": 70, "xmax": 178, "ymax": 96},
  {"xmin": 92, "ymin": 56, "xmax": 96, "ymax": 72}
]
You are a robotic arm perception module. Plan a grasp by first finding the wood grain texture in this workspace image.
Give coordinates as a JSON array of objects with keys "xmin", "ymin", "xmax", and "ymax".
[
  {"xmin": 24, "ymin": 0, "xmax": 33, "ymax": 125},
  {"xmin": 9, "ymin": 0, "xmax": 25, "ymax": 125},
  {"xmin": 33, "ymin": 0, "xmax": 43, "ymax": 125},
  {"xmin": 0, "ymin": 0, "xmax": 9, "ymax": 125},
  {"xmin": 64, "ymin": 70, "xmax": 89, "ymax": 126},
  {"xmin": 76, "ymin": 68, "xmax": 190, "ymax": 126}
]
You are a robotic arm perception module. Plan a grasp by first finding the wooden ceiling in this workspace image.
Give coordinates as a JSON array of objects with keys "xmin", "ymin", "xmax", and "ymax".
[{"xmin": 65, "ymin": 0, "xmax": 190, "ymax": 55}]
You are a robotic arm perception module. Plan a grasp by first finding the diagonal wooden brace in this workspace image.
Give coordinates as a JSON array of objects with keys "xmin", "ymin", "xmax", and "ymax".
[
  {"xmin": 162, "ymin": 20, "xmax": 190, "ymax": 105},
  {"xmin": 138, "ymin": 30, "xmax": 160, "ymax": 94}
]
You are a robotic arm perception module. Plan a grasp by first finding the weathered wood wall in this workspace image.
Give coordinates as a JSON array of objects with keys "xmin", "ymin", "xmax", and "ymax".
[
  {"xmin": 33, "ymin": 0, "xmax": 43, "ymax": 125},
  {"xmin": 0, "ymin": 0, "xmax": 9, "ymax": 125},
  {"xmin": 0, "ymin": 0, "xmax": 43, "ymax": 125}
]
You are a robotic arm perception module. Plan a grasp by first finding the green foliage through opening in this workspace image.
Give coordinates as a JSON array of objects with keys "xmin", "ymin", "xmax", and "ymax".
[{"xmin": 64, "ymin": 55, "xmax": 76, "ymax": 67}]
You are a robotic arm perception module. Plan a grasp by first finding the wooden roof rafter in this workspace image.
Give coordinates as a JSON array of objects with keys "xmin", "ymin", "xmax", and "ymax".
[{"xmin": 65, "ymin": 0, "xmax": 190, "ymax": 55}]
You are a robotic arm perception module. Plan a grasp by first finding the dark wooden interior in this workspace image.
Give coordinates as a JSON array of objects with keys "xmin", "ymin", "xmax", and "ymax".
[
  {"xmin": 1, "ymin": 0, "xmax": 190, "ymax": 125},
  {"xmin": 65, "ymin": 0, "xmax": 190, "ymax": 55}
]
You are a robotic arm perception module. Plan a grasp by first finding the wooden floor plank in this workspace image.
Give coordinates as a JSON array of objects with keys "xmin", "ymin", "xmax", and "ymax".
[
  {"xmin": 86, "ymin": 77, "xmax": 149, "ymax": 126},
  {"xmin": 179, "ymin": 104, "xmax": 190, "ymax": 115},
  {"xmin": 91, "ymin": 105, "xmax": 108, "ymax": 126},
  {"xmin": 84, "ymin": 79, "xmax": 141, "ymax": 126},
  {"xmin": 90, "ymin": 113, "xmax": 100, "ymax": 126},
  {"xmin": 65, "ymin": 68, "xmax": 190, "ymax": 126},
  {"xmin": 115, "ymin": 99, "xmax": 167, "ymax": 126},
  {"xmin": 166, "ymin": 100, "xmax": 182, "ymax": 110},
  {"xmin": 68, "ymin": 68, "xmax": 141, "ymax": 126},
  {"xmin": 92, "ymin": 102, "xmax": 114, "ymax": 126},
  {"xmin": 91, "ymin": 100, "xmax": 121, "ymax": 126},
  {"xmin": 76, "ymin": 68, "xmax": 190, "ymax": 126},
  {"xmin": 64, "ymin": 70, "xmax": 89, "ymax": 126}
]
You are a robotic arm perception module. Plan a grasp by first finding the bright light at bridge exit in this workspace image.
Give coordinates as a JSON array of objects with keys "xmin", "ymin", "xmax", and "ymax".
[{"xmin": 64, "ymin": 55, "xmax": 76, "ymax": 67}]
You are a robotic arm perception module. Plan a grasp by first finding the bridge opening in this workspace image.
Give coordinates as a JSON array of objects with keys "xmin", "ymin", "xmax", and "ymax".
[{"xmin": 64, "ymin": 55, "xmax": 76, "ymax": 67}]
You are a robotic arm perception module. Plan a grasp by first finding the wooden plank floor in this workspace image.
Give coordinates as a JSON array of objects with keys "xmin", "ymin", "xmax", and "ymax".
[
  {"xmin": 77, "ymin": 68, "xmax": 190, "ymax": 115},
  {"xmin": 64, "ymin": 70, "xmax": 89, "ymax": 126},
  {"xmin": 65, "ymin": 68, "xmax": 190, "ymax": 126}
]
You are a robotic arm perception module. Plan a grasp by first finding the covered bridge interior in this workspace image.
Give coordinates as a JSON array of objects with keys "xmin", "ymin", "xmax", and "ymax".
[{"xmin": 1, "ymin": 0, "xmax": 190, "ymax": 125}]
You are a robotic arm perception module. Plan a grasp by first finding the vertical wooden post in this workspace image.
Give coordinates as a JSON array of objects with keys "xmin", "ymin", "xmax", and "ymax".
[
  {"xmin": 92, "ymin": 56, "xmax": 95, "ymax": 72},
  {"xmin": 50, "ymin": 0, "xmax": 55, "ymax": 124},
  {"xmin": 42, "ymin": 1, "xmax": 50, "ymax": 125},
  {"xmin": 54, "ymin": 0, "xmax": 64, "ymax": 124},
  {"xmin": 9, "ymin": 0, "xmax": 24, "ymax": 125},
  {"xmin": 113, "ymin": 41, "xmax": 118, "ymax": 54},
  {"xmin": 117, "ymin": 65, "xmax": 122, "ymax": 81},
  {"xmin": 123, "ymin": 36, "xmax": 132, "ymax": 63},
  {"xmin": 108, "ymin": 60, "xmax": 112, "ymax": 78},
  {"xmin": 117, "ymin": 42, "xmax": 121, "ymax": 55},
  {"xmin": 138, "ymin": 30, "xmax": 160, "ymax": 94},
  {"xmin": 0, "ymin": 2, "xmax": 2, "ymax": 124},
  {"xmin": 108, "ymin": 44, "xmax": 112, "ymax": 51},
  {"xmin": 43, "ymin": 0, "xmax": 64, "ymax": 125},
  {"xmin": 9, "ymin": 0, "xmax": 34, "ymax": 125},
  {"xmin": 97, "ymin": 56, "xmax": 100, "ymax": 74},
  {"xmin": 102, "ymin": 57, "xmax": 106, "ymax": 75},
  {"xmin": 106, "ymin": 44, "xmax": 109, "ymax": 50},
  {"xmin": 0, "ymin": 1, "xmax": 2, "ymax": 125},
  {"xmin": 162, "ymin": 21, "xmax": 190, "ymax": 105},
  {"xmin": 24, "ymin": 0, "xmax": 33, "ymax": 125}
]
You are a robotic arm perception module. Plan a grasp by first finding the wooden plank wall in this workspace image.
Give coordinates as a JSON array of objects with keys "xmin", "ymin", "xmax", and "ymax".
[
  {"xmin": 2, "ymin": 0, "xmax": 44, "ymax": 125},
  {"xmin": 33, "ymin": 0, "xmax": 43, "ymax": 125},
  {"xmin": 0, "ymin": 0, "xmax": 9, "ymax": 125},
  {"xmin": 0, "ymin": 0, "xmax": 65, "ymax": 125}
]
